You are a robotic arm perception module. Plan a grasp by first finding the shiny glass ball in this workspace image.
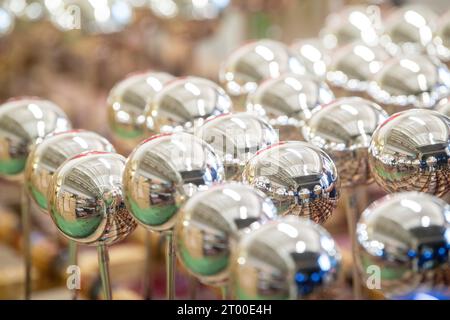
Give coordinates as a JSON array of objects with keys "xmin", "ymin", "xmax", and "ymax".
[{"xmin": 290, "ymin": 38, "xmax": 329, "ymax": 80}]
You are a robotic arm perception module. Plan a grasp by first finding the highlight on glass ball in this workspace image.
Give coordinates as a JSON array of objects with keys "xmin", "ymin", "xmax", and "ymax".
[
  {"xmin": 242, "ymin": 141, "xmax": 340, "ymax": 224},
  {"xmin": 3, "ymin": 0, "xmax": 450, "ymax": 303}
]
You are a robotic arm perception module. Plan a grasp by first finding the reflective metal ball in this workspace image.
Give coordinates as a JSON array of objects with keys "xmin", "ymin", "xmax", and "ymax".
[
  {"xmin": 290, "ymin": 38, "xmax": 330, "ymax": 80},
  {"xmin": 0, "ymin": 5, "xmax": 14, "ymax": 37},
  {"xmin": 383, "ymin": 5, "xmax": 437, "ymax": 55},
  {"xmin": 195, "ymin": 112, "xmax": 279, "ymax": 181},
  {"xmin": 231, "ymin": 216, "xmax": 341, "ymax": 300},
  {"xmin": 434, "ymin": 10, "xmax": 450, "ymax": 64},
  {"xmin": 219, "ymin": 39, "xmax": 306, "ymax": 97},
  {"xmin": 145, "ymin": 76, "xmax": 232, "ymax": 135},
  {"xmin": 368, "ymin": 54, "xmax": 450, "ymax": 110},
  {"xmin": 320, "ymin": 6, "xmax": 381, "ymax": 50},
  {"xmin": 48, "ymin": 152, "xmax": 137, "ymax": 245},
  {"xmin": 357, "ymin": 192, "xmax": 450, "ymax": 298},
  {"xmin": 246, "ymin": 73, "xmax": 334, "ymax": 140},
  {"xmin": 0, "ymin": 98, "xmax": 72, "ymax": 179},
  {"xmin": 175, "ymin": 182, "xmax": 278, "ymax": 286},
  {"xmin": 368, "ymin": 109, "xmax": 450, "ymax": 196},
  {"xmin": 123, "ymin": 132, "xmax": 224, "ymax": 232},
  {"xmin": 242, "ymin": 141, "xmax": 340, "ymax": 224},
  {"xmin": 303, "ymin": 97, "xmax": 388, "ymax": 187},
  {"xmin": 435, "ymin": 97, "xmax": 450, "ymax": 117},
  {"xmin": 4, "ymin": 0, "xmax": 46, "ymax": 21},
  {"xmin": 49, "ymin": 0, "xmax": 133, "ymax": 34},
  {"xmin": 107, "ymin": 71, "xmax": 174, "ymax": 149},
  {"xmin": 327, "ymin": 42, "xmax": 390, "ymax": 92},
  {"xmin": 149, "ymin": 0, "xmax": 229, "ymax": 40},
  {"xmin": 25, "ymin": 130, "xmax": 115, "ymax": 211}
]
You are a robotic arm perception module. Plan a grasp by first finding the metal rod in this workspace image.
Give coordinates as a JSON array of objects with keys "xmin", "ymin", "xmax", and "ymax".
[
  {"xmin": 142, "ymin": 232, "xmax": 153, "ymax": 300},
  {"xmin": 68, "ymin": 240, "xmax": 78, "ymax": 300},
  {"xmin": 344, "ymin": 188, "xmax": 362, "ymax": 300},
  {"xmin": 20, "ymin": 185, "xmax": 31, "ymax": 300},
  {"xmin": 165, "ymin": 231, "xmax": 175, "ymax": 300},
  {"xmin": 97, "ymin": 244, "xmax": 112, "ymax": 300}
]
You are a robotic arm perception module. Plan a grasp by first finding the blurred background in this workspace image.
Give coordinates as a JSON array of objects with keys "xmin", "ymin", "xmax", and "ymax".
[{"xmin": 0, "ymin": 0, "xmax": 449, "ymax": 300}]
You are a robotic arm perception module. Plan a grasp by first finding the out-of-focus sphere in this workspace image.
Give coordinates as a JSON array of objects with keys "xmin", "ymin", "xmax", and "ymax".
[
  {"xmin": 246, "ymin": 73, "xmax": 334, "ymax": 140},
  {"xmin": 123, "ymin": 132, "xmax": 224, "ymax": 232},
  {"xmin": 303, "ymin": 97, "xmax": 388, "ymax": 187},
  {"xmin": 107, "ymin": 71, "xmax": 174, "ymax": 149},
  {"xmin": 368, "ymin": 54, "xmax": 450, "ymax": 110},
  {"xmin": 0, "ymin": 5, "xmax": 15, "ymax": 37},
  {"xmin": 368, "ymin": 109, "xmax": 450, "ymax": 196},
  {"xmin": 48, "ymin": 152, "xmax": 137, "ymax": 245},
  {"xmin": 320, "ymin": 6, "xmax": 382, "ymax": 50},
  {"xmin": 145, "ymin": 76, "xmax": 232, "ymax": 135},
  {"xmin": 25, "ymin": 130, "xmax": 115, "ymax": 211},
  {"xmin": 434, "ymin": 10, "xmax": 450, "ymax": 64},
  {"xmin": 219, "ymin": 39, "xmax": 306, "ymax": 97},
  {"xmin": 435, "ymin": 97, "xmax": 450, "ymax": 117},
  {"xmin": 383, "ymin": 5, "xmax": 437, "ymax": 55},
  {"xmin": 231, "ymin": 216, "xmax": 341, "ymax": 300},
  {"xmin": 49, "ymin": 0, "xmax": 134, "ymax": 34},
  {"xmin": 327, "ymin": 42, "xmax": 390, "ymax": 92},
  {"xmin": 0, "ymin": 98, "xmax": 71, "ymax": 178},
  {"xmin": 149, "ymin": 0, "xmax": 229, "ymax": 40},
  {"xmin": 290, "ymin": 38, "xmax": 330, "ymax": 80},
  {"xmin": 242, "ymin": 141, "xmax": 340, "ymax": 224},
  {"xmin": 195, "ymin": 112, "xmax": 278, "ymax": 181},
  {"xmin": 232, "ymin": 0, "xmax": 293, "ymax": 12},
  {"xmin": 357, "ymin": 192, "xmax": 450, "ymax": 298},
  {"xmin": 175, "ymin": 183, "xmax": 278, "ymax": 286},
  {"xmin": 4, "ymin": 0, "xmax": 46, "ymax": 21}
]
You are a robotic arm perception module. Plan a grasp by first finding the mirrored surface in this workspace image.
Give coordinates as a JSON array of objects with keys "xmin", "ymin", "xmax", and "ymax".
[
  {"xmin": 219, "ymin": 39, "xmax": 306, "ymax": 97},
  {"xmin": 175, "ymin": 183, "xmax": 278, "ymax": 286},
  {"xmin": 357, "ymin": 192, "xmax": 450, "ymax": 298},
  {"xmin": 0, "ymin": 98, "xmax": 72, "ymax": 178},
  {"xmin": 123, "ymin": 132, "xmax": 224, "ymax": 232},
  {"xmin": 242, "ymin": 141, "xmax": 340, "ymax": 224},
  {"xmin": 290, "ymin": 38, "xmax": 329, "ymax": 80},
  {"xmin": 231, "ymin": 216, "xmax": 341, "ymax": 300},
  {"xmin": 368, "ymin": 54, "xmax": 450, "ymax": 109},
  {"xmin": 368, "ymin": 109, "xmax": 450, "ymax": 196},
  {"xmin": 327, "ymin": 42, "xmax": 390, "ymax": 92},
  {"xmin": 246, "ymin": 73, "xmax": 334, "ymax": 135},
  {"xmin": 145, "ymin": 76, "xmax": 232, "ymax": 135},
  {"xmin": 434, "ymin": 10, "xmax": 450, "ymax": 63},
  {"xmin": 107, "ymin": 71, "xmax": 174, "ymax": 148},
  {"xmin": 303, "ymin": 97, "xmax": 388, "ymax": 187},
  {"xmin": 25, "ymin": 130, "xmax": 115, "ymax": 211},
  {"xmin": 48, "ymin": 152, "xmax": 137, "ymax": 245},
  {"xmin": 435, "ymin": 97, "xmax": 450, "ymax": 117},
  {"xmin": 195, "ymin": 112, "xmax": 279, "ymax": 181}
]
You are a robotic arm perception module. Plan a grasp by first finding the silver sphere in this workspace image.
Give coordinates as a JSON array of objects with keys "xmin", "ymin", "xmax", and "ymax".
[
  {"xmin": 303, "ymin": 97, "xmax": 388, "ymax": 187},
  {"xmin": 0, "ymin": 5, "xmax": 14, "ymax": 37},
  {"xmin": 123, "ymin": 132, "xmax": 224, "ymax": 232},
  {"xmin": 48, "ymin": 0, "xmax": 134, "ymax": 34},
  {"xmin": 195, "ymin": 112, "xmax": 279, "ymax": 181},
  {"xmin": 246, "ymin": 73, "xmax": 334, "ymax": 140},
  {"xmin": 435, "ymin": 97, "xmax": 450, "ymax": 117},
  {"xmin": 242, "ymin": 141, "xmax": 340, "ymax": 224},
  {"xmin": 145, "ymin": 76, "xmax": 232, "ymax": 135},
  {"xmin": 290, "ymin": 38, "xmax": 329, "ymax": 80},
  {"xmin": 434, "ymin": 10, "xmax": 450, "ymax": 64},
  {"xmin": 4, "ymin": 0, "xmax": 46, "ymax": 21},
  {"xmin": 368, "ymin": 109, "xmax": 450, "ymax": 196},
  {"xmin": 0, "ymin": 98, "xmax": 71, "ymax": 179},
  {"xmin": 357, "ymin": 192, "xmax": 450, "ymax": 298},
  {"xmin": 320, "ymin": 5, "xmax": 382, "ymax": 50},
  {"xmin": 107, "ymin": 71, "xmax": 174, "ymax": 149},
  {"xmin": 25, "ymin": 130, "xmax": 115, "ymax": 211},
  {"xmin": 48, "ymin": 152, "xmax": 137, "ymax": 245},
  {"xmin": 383, "ymin": 5, "xmax": 437, "ymax": 55},
  {"xmin": 231, "ymin": 216, "xmax": 341, "ymax": 300},
  {"xmin": 175, "ymin": 182, "xmax": 278, "ymax": 286},
  {"xmin": 368, "ymin": 54, "xmax": 450, "ymax": 111},
  {"xmin": 327, "ymin": 42, "xmax": 390, "ymax": 92},
  {"xmin": 219, "ymin": 39, "xmax": 306, "ymax": 97}
]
